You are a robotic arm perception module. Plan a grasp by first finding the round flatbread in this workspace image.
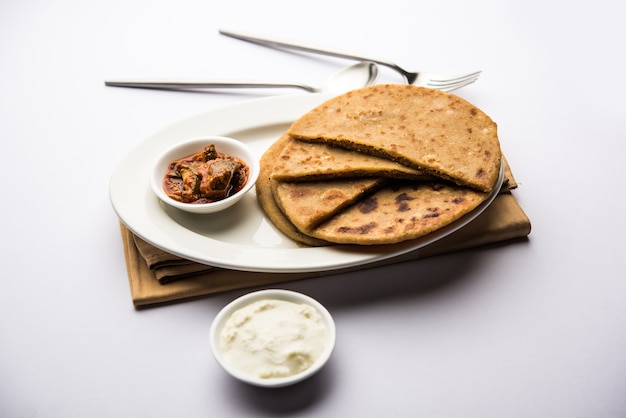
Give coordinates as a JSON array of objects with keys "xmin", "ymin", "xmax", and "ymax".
[{"xmin": 288, "ymin": 84, "xmax": 501, "ymax": 192}]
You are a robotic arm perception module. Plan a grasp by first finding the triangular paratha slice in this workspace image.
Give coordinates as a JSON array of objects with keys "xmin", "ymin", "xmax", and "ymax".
[
  {"xmin": 272, "ymin": 178, "xmax": 384, "ymax": 232},
  {"xmin": 307, "ymin": 181, "xmax": 488, "ymax": 245},
  {"xmin": 272, "ymin": 136, "xmax": 431, "ymax": 181}
]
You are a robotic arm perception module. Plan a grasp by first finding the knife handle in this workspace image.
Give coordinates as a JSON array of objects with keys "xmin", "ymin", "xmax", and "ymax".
[{"xmin": 104, "ymin": 79, "xmax": 314, "ymax": 93}]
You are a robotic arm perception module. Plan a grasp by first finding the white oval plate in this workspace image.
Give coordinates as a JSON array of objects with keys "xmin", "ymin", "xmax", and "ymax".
[{"xmin": 109, "ymin": 93, "xmax": 503, "ymax": 273}]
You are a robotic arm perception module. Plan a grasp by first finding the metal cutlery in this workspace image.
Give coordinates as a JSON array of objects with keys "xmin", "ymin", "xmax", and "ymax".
[
  {"xmin": 219, "ymin": 28, "xmax": 480, "ymax": 92},
  {"xmin": 105, "ymin": 62, "xmax": 378, "ymax": 94}
]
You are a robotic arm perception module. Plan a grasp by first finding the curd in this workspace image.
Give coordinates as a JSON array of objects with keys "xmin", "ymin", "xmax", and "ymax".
[{"xmin": 219, "ymin": 299, "xmax": 328, "ymax": 379}]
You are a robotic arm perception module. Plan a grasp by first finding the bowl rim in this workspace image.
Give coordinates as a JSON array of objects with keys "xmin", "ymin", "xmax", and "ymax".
[
  {"xmin": 150, "ymin": 135, "xmax": 260, "ymax": 213},
  {"xmin": 209, "ymin": 289, "xmax": 336, "ymax": 388}
]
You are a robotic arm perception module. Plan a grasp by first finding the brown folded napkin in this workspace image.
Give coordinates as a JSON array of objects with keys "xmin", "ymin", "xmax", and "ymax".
[{"xmin": 119, "ymin": 157, "xmax": 530, "ymax": 308}]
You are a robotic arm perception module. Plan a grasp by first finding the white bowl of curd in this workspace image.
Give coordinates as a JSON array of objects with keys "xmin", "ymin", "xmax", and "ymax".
[{"xmin": 210, "ymin": 289, "xmax": 336, "ymax": 387}]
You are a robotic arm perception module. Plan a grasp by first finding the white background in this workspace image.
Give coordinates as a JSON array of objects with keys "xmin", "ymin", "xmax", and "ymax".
[{"xmin": 1, "ymin": 0, "xmax": 625, "ymax": 417}]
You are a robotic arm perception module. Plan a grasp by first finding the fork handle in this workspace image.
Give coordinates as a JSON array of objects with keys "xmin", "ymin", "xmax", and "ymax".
[{"xmin": 219, "ymin": 29, "xmax": 403, "ymax": 75}]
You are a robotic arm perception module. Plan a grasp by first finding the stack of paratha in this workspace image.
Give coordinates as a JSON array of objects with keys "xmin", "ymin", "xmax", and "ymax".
[{"xmin": 256, "ymin": 84, "xmax": 503, "ymax": 246}]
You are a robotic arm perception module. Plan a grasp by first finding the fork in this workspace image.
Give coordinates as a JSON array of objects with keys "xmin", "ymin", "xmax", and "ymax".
[{"xmin": 219, "ymin": 29, "xmax": 480, "ymax": 92}]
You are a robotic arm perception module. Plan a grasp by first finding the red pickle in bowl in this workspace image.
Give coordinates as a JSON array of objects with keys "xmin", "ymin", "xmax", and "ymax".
[{"xmin": 162, "ymin": 144, "xmax": 250, "ymax": 204}]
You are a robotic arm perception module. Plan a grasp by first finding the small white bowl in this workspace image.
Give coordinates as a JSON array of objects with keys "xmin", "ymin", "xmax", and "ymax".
[
  {"xmin": 210, "ymin": 289, "xmax": 336, "ymax": 388},
  {"xmin": 150, "ymin": 136, "xmax": 259, "ymax": 214}
]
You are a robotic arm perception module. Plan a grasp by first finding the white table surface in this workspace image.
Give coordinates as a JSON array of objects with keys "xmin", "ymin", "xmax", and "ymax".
[{"xmin": 2, "ymin": 1, "xmax": 625, "ymax": 417}]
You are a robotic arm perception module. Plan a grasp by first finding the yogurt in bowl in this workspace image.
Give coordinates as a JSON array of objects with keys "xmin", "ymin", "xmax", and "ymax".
[{"xmin": 210, "ymin": 289, "xmax": 336, "ymax": 387}]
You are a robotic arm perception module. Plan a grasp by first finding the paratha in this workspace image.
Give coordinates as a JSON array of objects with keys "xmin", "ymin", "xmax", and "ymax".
[
  {"xmin": 272, "ymin": 178, "xmax": 384, "ymax": 232},
  {"xmin": 257, "ymin": 86, "xmax": 504, "ymax": 246},
  {"xmin": 272, "ymin": 136, "xmax": 431, "ymax": 181},
  {"xmin": 307, "ymin": 181, "xmax": 487, "ymax": 245},
  {"xmin": 288, "ymin": 84, "xmax": 502, "ymax": 192},
  {"xmin": 257, "ymin": 133, "xmax": 494, "ymax": 246},
  {"xmin": 256, "ymin": 134, "xmax": 331, "ymax": 246}
]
